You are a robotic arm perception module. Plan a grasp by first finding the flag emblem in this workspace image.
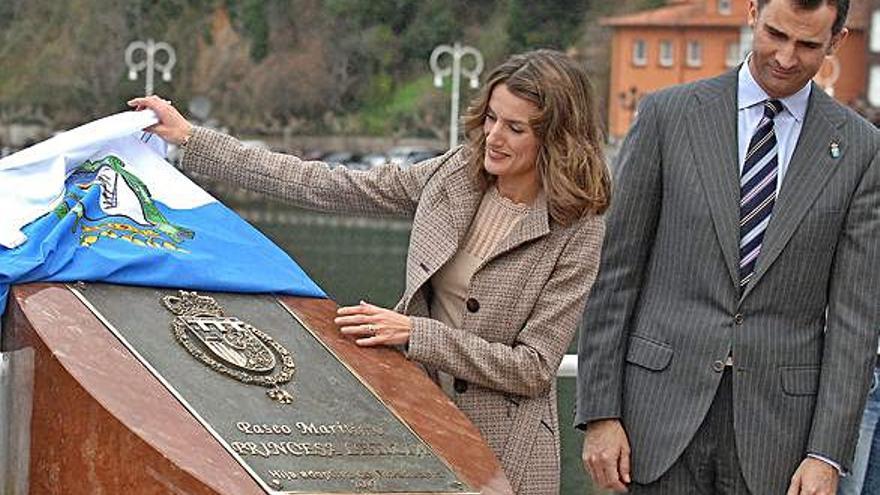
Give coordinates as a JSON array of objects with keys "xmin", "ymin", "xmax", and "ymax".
[{"xmin": 58, "ymin": 155, "xmax": 194, "ymax": 251}]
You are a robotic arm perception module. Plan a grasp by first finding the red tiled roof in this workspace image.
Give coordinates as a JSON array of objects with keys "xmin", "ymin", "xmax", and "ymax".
[
  {"xmin": 602, "ymin": 0, "xmax": 867, "ymax": 29},
  {"xmin": 601, "ymin": 3, "xmax": 744, "ymax": 27}
]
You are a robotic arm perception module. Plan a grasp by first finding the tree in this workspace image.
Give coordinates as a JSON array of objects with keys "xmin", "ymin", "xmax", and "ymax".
[{"xmin": 507, "ymin": 0, "xmax": 588, "ymax": 52}]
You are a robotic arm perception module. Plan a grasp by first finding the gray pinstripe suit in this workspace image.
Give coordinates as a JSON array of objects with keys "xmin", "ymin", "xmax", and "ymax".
[{"xmin": 576, "ymin": 69, "xmax": 880, "ymax": 494}]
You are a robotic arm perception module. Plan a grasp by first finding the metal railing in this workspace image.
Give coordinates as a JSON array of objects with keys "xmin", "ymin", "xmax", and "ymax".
[{"xmin": 558, "ymin": 354, "xmax": 578, "ymax": 378}]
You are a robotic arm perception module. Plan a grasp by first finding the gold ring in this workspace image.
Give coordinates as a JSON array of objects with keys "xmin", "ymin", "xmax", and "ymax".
[{"xmin": 368, "ymin": 324, "xmax": 377, "ymax": 336}]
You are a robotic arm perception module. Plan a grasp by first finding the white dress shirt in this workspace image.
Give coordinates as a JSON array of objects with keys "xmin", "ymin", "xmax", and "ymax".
[{"xmin": 737, "ymin": 58, "xmax": 812, "ymax": 189}]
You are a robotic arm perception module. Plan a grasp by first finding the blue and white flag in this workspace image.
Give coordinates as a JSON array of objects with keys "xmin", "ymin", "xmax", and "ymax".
[{"xmin": 0, "ymin": 111, "xmax": 325, "ymax": 317}]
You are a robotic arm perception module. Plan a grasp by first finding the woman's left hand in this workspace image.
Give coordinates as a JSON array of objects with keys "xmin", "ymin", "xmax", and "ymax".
[{"xmin": 334, "ymin": 301, "xmax": 412, "ymax": 347}]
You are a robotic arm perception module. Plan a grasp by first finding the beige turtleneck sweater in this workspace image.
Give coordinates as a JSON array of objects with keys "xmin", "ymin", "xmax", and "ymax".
[{"xmin": 429, "ymin": 186, "xmax": 532, "ymax": 396}]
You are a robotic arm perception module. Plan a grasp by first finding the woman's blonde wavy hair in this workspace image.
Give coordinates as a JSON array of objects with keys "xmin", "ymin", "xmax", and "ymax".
[{"xmin": 463, "ymin": 49, "xmax": 611, "ymax": 225}]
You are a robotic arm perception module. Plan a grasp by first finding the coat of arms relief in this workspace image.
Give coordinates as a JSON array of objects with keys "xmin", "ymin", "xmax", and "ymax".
[{"xmin": 162, "ymin": 291, "xmax": 295, "ymax": 404}]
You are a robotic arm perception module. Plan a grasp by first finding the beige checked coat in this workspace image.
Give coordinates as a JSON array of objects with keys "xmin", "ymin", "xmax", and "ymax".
[{"xmin": 183, "ymin": 127, "xmax": 605, "ymax": 494}]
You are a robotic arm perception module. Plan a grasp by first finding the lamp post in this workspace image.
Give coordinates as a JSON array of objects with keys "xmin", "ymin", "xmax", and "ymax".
[
  {"xmin": 618, "ymin": 86, "xmax": 641, "ymax": 113},
  {"xmin": 429, "ymin": 42, "xmax": 484, "ymax": 149},
  {"xmin": 125, "ymin": 39, "xmax": 176, "ymax": 96}
]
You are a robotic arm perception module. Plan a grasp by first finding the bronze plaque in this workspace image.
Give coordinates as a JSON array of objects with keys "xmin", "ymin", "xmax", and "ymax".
[{"xmin": 70, "ymin": 283, "xmax": 470, "ymax": 494}]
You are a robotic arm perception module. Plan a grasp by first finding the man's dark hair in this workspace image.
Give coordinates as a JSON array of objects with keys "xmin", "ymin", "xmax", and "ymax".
[{"xmin": 757, "ymin": 0, "xmax": 849, "ymax": 35}]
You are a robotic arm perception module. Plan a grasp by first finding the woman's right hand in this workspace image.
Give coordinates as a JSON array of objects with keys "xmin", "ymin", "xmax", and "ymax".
[{"xmin": 127, "ymin": 95, "xmax": 193, "ymax": 146}]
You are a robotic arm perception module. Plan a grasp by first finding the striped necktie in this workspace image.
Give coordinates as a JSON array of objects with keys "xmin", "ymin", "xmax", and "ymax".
[{"xmin": 739, "ymin": 99, "xmax": 783, "ymax": 289}]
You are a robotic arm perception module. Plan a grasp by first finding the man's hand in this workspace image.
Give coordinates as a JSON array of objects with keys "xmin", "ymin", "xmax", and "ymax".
[
  {"xmin": 583, "ymin": 419, "xmax": 631, "ymax": 492},
  {"xmin": 786, "ymin": 457, "xmax": 839, "ymax": 495}
]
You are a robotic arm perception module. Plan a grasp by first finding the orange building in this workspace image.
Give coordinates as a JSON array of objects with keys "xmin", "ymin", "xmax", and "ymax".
[
  {"xmin": 867, "ymin": 0, "xmax": 880, "ymax": 115},
  {"xmin": 603, "ymin": 0, "xmax": 869, "ymax": 140}
]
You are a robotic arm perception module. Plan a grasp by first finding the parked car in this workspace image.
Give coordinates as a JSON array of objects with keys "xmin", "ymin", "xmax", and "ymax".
[
  {"xmin": 321, "ymin": 151, "xmax": 359, "ymax": 165},
  {"xmin": 347, "ymin": 160, "xmax": 372, "ymax": 171},
  {"xmin": 321, "ymin": 151, "xmax": 373, "ymax": 170},
  {"xmin": 302, "ymin": 149, "xmax": 325, "ymax": 161},
  {"xmin": 406, "ymin": 149, "xmax": 445, "ymax": 165},
  {"xmin": 241, "ymin": 139, "xmax": 270, "ymax": 150},
  {"xmin": 362, "ymin": 153, "xmax": 389, "ymax": 168},
  {"xmin": 387, "ymin": 146, "xmax": 445, "ymax": 167}
]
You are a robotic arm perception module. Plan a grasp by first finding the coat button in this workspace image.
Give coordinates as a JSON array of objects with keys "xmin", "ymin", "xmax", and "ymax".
[
  {"xmin": 734, "ymin": 313, "xmax": 744, "ymax": 325},
  {"xmin": 712, "ymin": 360, "xmax": 725, "ymax": 373},
  {"xmin": 453, "ymin": 378, "xmax": 468, "ymax": 393},
  {"xmin": 466, "ymin": 298, "xmax": 480, "ymax": 313}
]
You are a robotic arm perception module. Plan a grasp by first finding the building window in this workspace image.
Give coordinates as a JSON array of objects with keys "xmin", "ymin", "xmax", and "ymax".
[
  {"xmin": 725, "ymin": 42, "xmax": 741, "ymax": 67},
  {"xmin": 686, "ymin": 41, "xmax": 702, "ymax": 67},
  {"xmin": 872, "ymin": 10, "xmax": 880, "ymax": 53},
  {"xmin": 633, "ymin": 39, "xmax": 647, "ymax": 66},
  {"xmin": 659, "ymin": 40, "xmax": 674, "ymax": 67},
  {"xmin": 870, "ymin": 66, "xmax": 880, "ymax": 107},
  {"xmin": 718, "ymin": 0, "xmax": 732, "ymax": 14}
]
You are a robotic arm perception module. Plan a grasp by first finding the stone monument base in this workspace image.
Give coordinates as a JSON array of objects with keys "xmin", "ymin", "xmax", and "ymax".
[{"xmin": 1, "ymin": 283, "xmax": 512, "ymax": 495}]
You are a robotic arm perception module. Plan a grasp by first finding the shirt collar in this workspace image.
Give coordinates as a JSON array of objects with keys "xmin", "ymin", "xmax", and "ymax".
[{"xmin": 737, "ymin": 54, "xmax": 811, "ymax": 123}]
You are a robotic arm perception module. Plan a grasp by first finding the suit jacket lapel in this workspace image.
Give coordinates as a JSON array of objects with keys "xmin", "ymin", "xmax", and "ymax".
[
  {"xmin": 742, "ymin": 84, "xmax": 846, "ymax": 298},
  {"xmin": 408, "ymin": 162, "xmax": 481, "ymax": 293},
  {"xmin": 445, "ymin": 166, "xmax": 482, "ymax": 245},
  {"xmin": 477, "ymin": 192, "xmax": 551, "ymax": 272},
  {"xmin": 688, "ymin": 70, "xmax": 741, "ymax": 288}
]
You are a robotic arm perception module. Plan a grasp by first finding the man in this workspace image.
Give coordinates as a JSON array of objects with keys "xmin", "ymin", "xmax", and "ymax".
[{"xmin": 576, "ymin": 0, "xmax": 880, "ymax": 493}]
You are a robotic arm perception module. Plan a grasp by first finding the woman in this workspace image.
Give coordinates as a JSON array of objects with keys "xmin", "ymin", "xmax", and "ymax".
[{"xmin": 131, "ymin": 49, "xmax": 610, "ymax": 494}]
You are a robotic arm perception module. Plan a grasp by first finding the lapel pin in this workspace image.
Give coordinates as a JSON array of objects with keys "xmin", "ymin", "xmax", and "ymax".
[{"xmin": 830, "ymin": 141, "xmax": 840, "ymax": 159}]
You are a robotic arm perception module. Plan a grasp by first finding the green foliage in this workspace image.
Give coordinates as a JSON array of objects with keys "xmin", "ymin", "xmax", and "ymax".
[
  {"xmin": 507, "ymin": 0, "xmax": 589, "ymax": 52},
  {"xmin": 398, "ymin": 2, "xmax": 461, "ymax": 63},
  {"xmin": 0, "ymin": 0, "xmax": 16, "ymax": 31},
  {"xmin": 356, "ymin": 76, "xmax": 436, "ymax": 135},
  {"xmin": 323, "ymin": 0, "xmax": 419, "ymax": 34},
  {"xmin": 0, "ymin": 0, "xmax": 641, "ymax": 135},
  {"xmin": 240, "ymin": 0, "xmax": 269, "ymax": 61}
]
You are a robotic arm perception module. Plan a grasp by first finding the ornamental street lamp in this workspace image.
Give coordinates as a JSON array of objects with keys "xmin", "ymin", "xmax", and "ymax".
[
  {"xmin": 429, "ymin": 42, "xmax": 484, "ymax": 149},
  {"xmin": 125, "ymin": 39, "xmax": 176, "ymax": 96},
  {"xmin": 618, "ymin": 86, "xmax": 642, "ymax": 113}
]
